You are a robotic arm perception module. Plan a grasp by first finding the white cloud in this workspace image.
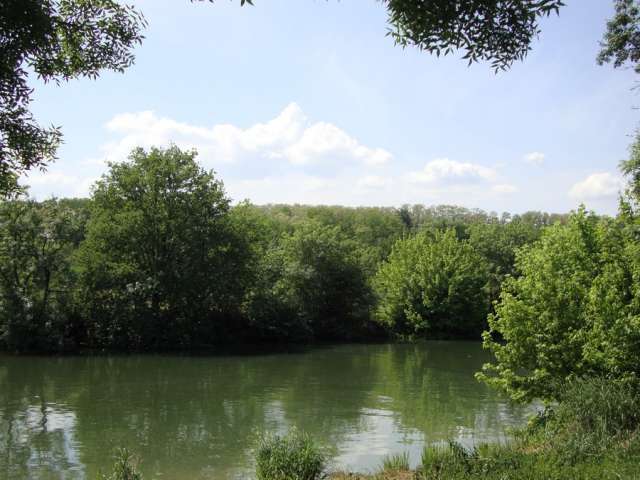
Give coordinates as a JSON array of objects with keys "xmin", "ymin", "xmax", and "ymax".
[
  {"xmin": 284, "ymin": 122, "xmax": 391, "ymax": 166},
  {"xmin": 22, "ymin": 105, "xmax": 537, "ymax": 210},
  {"xmin": 569, "ymin": 172, "xmax": 623, "ymax": 200},
  {"xmin": 99, "ymin": 103, "xmax": 391, "ymax": 169},
  {"xmin": 524, "ymin": 152, "xmax": 545, "ymax": 166},
  {"xmin": 407, "ymin": 158, "xmax": 497, "ymax": 185},
  {"xmin": 492, "ymin": 184, "xmax": 518, "ymax": 194}
]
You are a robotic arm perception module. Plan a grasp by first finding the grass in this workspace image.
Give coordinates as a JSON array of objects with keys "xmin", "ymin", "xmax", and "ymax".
[
  {"xmin": 331, "ymin": 377, "xmax": 640, "ymax": 480},
  {"xmin": 381, "ymin": 452, "xmax": 411, "ymax": 472},
  {"xmin": 255, "ymin": 428, "xmax": 326, "ymax": 480}
]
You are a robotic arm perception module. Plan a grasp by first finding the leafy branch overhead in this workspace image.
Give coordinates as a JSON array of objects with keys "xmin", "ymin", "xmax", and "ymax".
[
  {"xmin": 200, "ymin": 0, "xmax": 565, "ymax": 71},
  {"xmin": 597, "ymin": 0, "xmax": 640, "ymax": 73},
  {"xmin": 384, "ymin": 0, "xmax": 565, "ymax": 71},
  {"xmin": 0, "ymin": 0, "xmax": 146, "ymax": 193}
]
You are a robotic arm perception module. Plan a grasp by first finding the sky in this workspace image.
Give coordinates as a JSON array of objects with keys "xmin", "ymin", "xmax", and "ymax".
[{"xmin": 23, "ymin": 0, "xmax": 640, "ymax": 215}]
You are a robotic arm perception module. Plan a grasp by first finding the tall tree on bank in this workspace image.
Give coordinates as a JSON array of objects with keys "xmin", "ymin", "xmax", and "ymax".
[
  {"xmin": 0, "ymin": 0, "xmax": 145, "ymax": 194},
  {"xmin": 78, "ymin": 146, "xmax": 250, "ymax": 350}
]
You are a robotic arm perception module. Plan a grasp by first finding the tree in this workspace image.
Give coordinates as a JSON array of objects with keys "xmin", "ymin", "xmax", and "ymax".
[
  {"xmin": 276, "ymin": 221, "xmax": 374, "ymax": 340},
  {"xmin": 374, "ymin": 229, "xmax": 490, "ymax": 338},
  {"xmin": 478, "ymin": 208, "xmax": 640, "ymax": 402},
  {"xmin": 477, "ymin": 210, "xmax": 600, "ymax": 402},
  {"xmin": 385, "ymin": 0, "xmax": 565, "ymax": 71},
  {"xmin": 597, "ymin": 0, "xmax": 640, "ymax": 73},
  {"xmin": 468, "ymin": 220, "xmax": 540, "ymax": 301},
  {"xmin": 0, "ymin": 0, "xmax": 145, "ymax": 193},
  {"xmin": 0, "ymin": 195, "xmax": 85, "ymax": 351},
  {"xmin": 78, "ymin": 146, "xmax": 250, "ymax": 350},
  {"xmin": 620, "ymin": 130, "xmax": 640, "ymax": 210}
]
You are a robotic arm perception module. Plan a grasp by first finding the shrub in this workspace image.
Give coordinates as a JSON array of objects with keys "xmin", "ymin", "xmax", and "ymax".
[{"xmin": 255, "ymin": 429, "xmax": 326, "ymax": 480}]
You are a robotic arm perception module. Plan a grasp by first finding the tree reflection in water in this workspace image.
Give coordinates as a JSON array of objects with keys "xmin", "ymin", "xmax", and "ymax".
[{"xmin": 0, "ymin": 343, "xmax": 535, "ymax": 479}]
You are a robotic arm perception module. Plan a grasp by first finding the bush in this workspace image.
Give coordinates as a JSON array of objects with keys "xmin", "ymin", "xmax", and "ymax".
[{"xmin": 255, "ymin": 429, "xmax": 326, "ymax": 480}]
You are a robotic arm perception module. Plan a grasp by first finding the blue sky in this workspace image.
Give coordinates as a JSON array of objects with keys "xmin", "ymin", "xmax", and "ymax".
[{"xmin": 24, "ymin": 0, "xmax": 639, "ymax": 214}]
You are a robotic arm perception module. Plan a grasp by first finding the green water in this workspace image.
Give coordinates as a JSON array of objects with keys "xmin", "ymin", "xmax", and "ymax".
[{"xmin": 0, "ymin": 342, "xmax": 534, "ymax": 479}]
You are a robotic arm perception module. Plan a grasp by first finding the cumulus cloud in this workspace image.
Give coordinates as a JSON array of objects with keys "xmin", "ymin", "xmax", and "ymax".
[
  {"xmin": 284, "ymin": 122, "xmax": 391, "ymax": 166},
  {"xmin": 407, "ymin": 158, "xmax": 497, "ymax": 185},
  {"xmin": 569, "ymin": 172, "xmax": 623, "ymax": 200},
  {"xmin": 524, "ymin": 152, "xmax": 545, "ymax": 166},
  {"xmin": 100, "ymin": 103, "xmax": 391, "ymax": 169},
  {"xmin": 22, "ymin": 104, "xmax": 533, "ymax": 209}
]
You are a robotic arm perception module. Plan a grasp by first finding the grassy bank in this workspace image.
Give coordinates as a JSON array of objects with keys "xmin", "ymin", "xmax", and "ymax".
[
  {"xmin": 101, "ymin": 378, "xmax": 640, "ymax": 480},
  {"xmin": 330, "ymin": 378, "xmax": 640, "ymax": 480}
]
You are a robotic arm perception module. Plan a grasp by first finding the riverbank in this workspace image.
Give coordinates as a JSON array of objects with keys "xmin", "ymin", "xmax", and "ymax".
[
  {"xmin": 328, "ymin": 434, "xmax": 640, "ymax": 479},
  {"xmin": 327, "ymin": 378, "xmax": 640, "ymax": 480}
]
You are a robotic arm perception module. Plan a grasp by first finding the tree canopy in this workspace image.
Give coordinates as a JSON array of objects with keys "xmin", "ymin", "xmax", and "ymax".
[
  {"xmin": 597, "ymin": 0, "xmax": 640, "ymax": 73},
  {"xmin": 0, "ymin": 144, "xmax": 561, "ymax": 352},
  {"xmin": 374, "ymin": 229, "xmax": 490, "ymax": 338},
  {"xmin": 385, "ymin": 0, "xmax": 565, "ymax": 71},
  {"xmin": 0, "ymin": 0, "xmax": 145, "ymax": 194},
  {"xmin": 77, "ymin": 145, "xmax": 250, "ymax": 350}
]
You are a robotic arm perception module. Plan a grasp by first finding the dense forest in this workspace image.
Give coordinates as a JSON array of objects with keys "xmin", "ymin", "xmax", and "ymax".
[{"xmin": 0, "ymin": 145, "xmax": 569, "ymax": 353}]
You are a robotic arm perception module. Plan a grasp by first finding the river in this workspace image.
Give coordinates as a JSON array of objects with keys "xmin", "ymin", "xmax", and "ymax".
[{"xmin": 0, "ymin": 342, "xmax": 535, "ymax": 479}]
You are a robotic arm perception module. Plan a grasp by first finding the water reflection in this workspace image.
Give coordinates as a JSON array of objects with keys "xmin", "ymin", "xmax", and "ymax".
[{"xmin": 0, "ymin": 343, "xmax": 535, "ymax": 479}]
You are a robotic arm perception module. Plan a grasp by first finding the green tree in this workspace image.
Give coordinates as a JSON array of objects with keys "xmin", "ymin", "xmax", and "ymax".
[
  {"xmin": 582, "ymin": 218, "xmax": 640, "ymax": 378},
  {"xmin": 385, "ymin": 0, "xmax": 565, "ymax": 71},
  {"xmin": 477, "ymin": 209, "xmax": 640, "ymax": 402},
  {"xmin": 0, "ymin": 195, "xmax": 85, "ymax": 351},
  {"xmin": 277, "ymin": 221, "xmax": 374, "ymax": 340},
  {"xmin": 375, "ymin": 229, "xmax": 490, "ymax": 338},
  {"xmin": 468, "ymin": 220, "xmax": 540, "ymax": 301},
  {"xmin": 0, "ymin": 0, "xmax": 145, "ymax": 193},
  {"xmin": 597, "ymin": 0, "xmax": 640, "ymax": 73},
  {"xmin": 619, "ymin": 130, "xmax": 640, "ymax": 209},
  {"xmin": 78, "ymin": 146, "xmax": 250, "ymax": 350}
]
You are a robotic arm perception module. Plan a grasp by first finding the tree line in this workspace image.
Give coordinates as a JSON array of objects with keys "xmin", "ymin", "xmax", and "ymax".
[{"xmin": 0, "ymin": 145, "xmax": 566, "ymax": 353}]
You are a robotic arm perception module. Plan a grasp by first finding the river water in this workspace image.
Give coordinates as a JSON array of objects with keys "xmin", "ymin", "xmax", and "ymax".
[{"xmin": 0, "ymin": 342, "xmax": 535, "ymax": 479}]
